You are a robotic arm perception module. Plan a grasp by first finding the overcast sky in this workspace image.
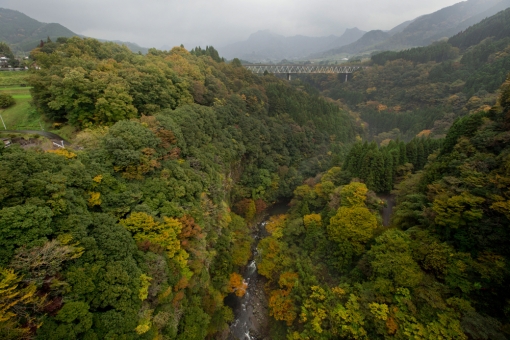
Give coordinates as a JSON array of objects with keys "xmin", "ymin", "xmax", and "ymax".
[{"xmin": 0, "ymin": 0, "xmax": 463, "ymax": 49}]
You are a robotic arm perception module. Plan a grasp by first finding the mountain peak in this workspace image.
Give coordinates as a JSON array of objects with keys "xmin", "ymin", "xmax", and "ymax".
[
  {"xmin": 249, "ymin": 30, "xmax": 283, "ymax": 39},
  {"xmin": 0, "ymin": 7, "xmax": 76, "ymax": 51},
  {"xmin": 0, "ymin": 7, "xmax": 150, "ymax": 54},
  {"xmin": 315, "ymin": 0, "xmax": 510, "ymax": 57},
  {"xmin": 345, "ymin": 27, "xmax": 363, "ymax": 33}
]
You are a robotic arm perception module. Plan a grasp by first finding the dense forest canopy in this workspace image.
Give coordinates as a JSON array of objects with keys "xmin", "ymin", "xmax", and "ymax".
[
  {"xmin": 2, "ymin": 5, "xmax": 510, "ymax": 340},
  {"xmin": 250, "ymin": 9, "xmax": 510, "ymax": 338},
  {"xmin": 258, "ymin": 77, "xmax": 510, "ymax": 339},
  {"xmin": 0, "ymin": 36, "xmax": 359, "ymax": 339}
]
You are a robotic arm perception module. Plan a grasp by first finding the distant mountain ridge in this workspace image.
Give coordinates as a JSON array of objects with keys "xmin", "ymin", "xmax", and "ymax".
[
  {"xmin": 316, "ymin": 0, "xmax": 510, "ymax": 57},
  {"xmin": 0, "ymin": 8, "xmax": 75, "ymax": 52},
  {"xmin": 386, "ymin": 20, "xmax": 415, "ymax": 36},
  {"xmin": 0, "ymin": 7, "xmax": 149, "ymax": 54},
  {"xmin": 383, "ymin": 0, "xmax": 510, "ymax": 48},
  {"xmin": 219, "ymin": 28, "xmax": 366, "ymax": 62},
  {"xmin": 310, "ymin": 30, "xmax": 391, "ymax": 58},
  {"xmin": 448, "ymin": 5, "xmax": 510, "ymax": 49}
]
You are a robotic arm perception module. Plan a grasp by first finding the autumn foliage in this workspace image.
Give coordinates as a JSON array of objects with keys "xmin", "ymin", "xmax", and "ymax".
[
  {"xmin": 268, "ymin": 272, "xmax": 298, "ymax": 325},
  {"xmin": 233, "ymin": 199, "xmax": 256, "ymax": 221},
  {"xmin": 228, "ymin": 273, "xmax": 247, "ymax": 297},
  {"xmin": 265, "ymin": 214, "xmax": 287, "ymax": 236}
]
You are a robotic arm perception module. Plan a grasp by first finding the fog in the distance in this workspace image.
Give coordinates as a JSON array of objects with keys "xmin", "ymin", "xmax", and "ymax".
[{"xmin": 0, "ymin": 0, "xmax": 463, "ymax": 49}]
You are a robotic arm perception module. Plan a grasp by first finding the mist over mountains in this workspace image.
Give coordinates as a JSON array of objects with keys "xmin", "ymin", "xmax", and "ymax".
[
  {"xmin": 219, "ymin": 28, "xmax": 366, "ymax": 62},
  {"xmin": 221, "ymin": 0, "xmax": 510, "ymax": 62},
  {"xmin": 2, "ymin": 0, "xmax": 510, "ymax": 62},
  {"xmin": 372, "ymin": 0, "xmax": 510, "ymax": 52}
]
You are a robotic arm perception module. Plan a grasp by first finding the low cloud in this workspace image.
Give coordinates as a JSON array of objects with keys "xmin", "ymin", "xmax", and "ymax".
[{"xmin": 0, "ymin": 0, "xmax": 462, "ymax": 49}]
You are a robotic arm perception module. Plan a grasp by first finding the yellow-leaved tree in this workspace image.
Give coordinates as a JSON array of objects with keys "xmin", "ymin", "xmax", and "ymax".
[
  {"xmin": 265, "ymin": 214, "xmax": 287, "ymax": 238},
  {"xmin": 121, "ymin": 212, "xmax": 188, "ymax": 267},
  {"xmin": 303, "ymin": 214, "xmax": 322, "ymax": 229},
  {"xmin": 327, "ymin": 182, "xmax": 378, "ymax": 255},
  {"xmin": 0, "ymin": 268, "xmax": 45, "ymax": 339},
  {"xmin": 339, "ymin": 181, "xmax": 368, "ymax": 207}
]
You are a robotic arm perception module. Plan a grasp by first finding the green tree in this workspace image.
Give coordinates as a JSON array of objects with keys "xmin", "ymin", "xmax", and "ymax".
[
  {"xmin": 0, "ymin": 205, "xmax": 53, "ymax": 264},
  {"xmin": 0, "ymin": 42, "xmax": 14, "ymax": 60},
  {"xmin": 367, "ymin": 230, "xmax": 423, "ymax": 288}
]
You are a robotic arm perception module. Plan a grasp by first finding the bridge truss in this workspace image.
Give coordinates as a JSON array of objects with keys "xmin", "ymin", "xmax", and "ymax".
[{"xmin": 244, "ymin": 64, "xmax": 365, "ymax": 80}]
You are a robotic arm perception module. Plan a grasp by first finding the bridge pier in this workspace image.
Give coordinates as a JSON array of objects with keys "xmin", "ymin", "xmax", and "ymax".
[{"xmin": 287, "ymin": 73, "xmax": 291, "ymax": 81}]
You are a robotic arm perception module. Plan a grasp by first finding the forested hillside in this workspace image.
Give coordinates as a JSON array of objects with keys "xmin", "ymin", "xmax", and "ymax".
[
  {"xmin": 0, "ymin": 8, "xmax": 76, "ymax": 53},
  {"xmin": 0, "ymin": 8, "xmax": 148, "ymax": 54},
  {"xmin": 257, "ymin": 76, "xmax": 510, "ymax": 339},
  {"xmin": 304, "ymin": 7, "xmax": 510, "ymax": 142},
  {"xmin": 315, "ymin": 0, "xmax": 510, "ymax": 58},
  {"xmin": 3, "ymin": 4, "xmax": 510, "ymax": 339},
  {"xmin": 247, "ymin": 8, "xmax": 510, "ymax": 339},
  {"xmin": 0, "ymin": 37, "xmax": 358, "ymax": 339}
]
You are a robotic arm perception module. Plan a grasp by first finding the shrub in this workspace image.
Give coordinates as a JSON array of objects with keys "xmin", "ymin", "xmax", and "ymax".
[{"xmin": 0, "ymin": 93, "xmax": 15, "ymax": 108}]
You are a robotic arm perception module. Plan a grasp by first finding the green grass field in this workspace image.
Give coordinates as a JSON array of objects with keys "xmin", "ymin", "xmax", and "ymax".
[
  {"xmin": 0, "ymin": 72, "xmax": 38, "ymax": 130},
  {"xmin": 0, "ymin": 72, "xmax": 77, "ymax": 139},
  {"xmin": 0, "ymin": 85, "xmax": 45, "ymax": 130},
  {"xmin": 0, "ymin": 83, "xmax": 75, "ymax": 139}
]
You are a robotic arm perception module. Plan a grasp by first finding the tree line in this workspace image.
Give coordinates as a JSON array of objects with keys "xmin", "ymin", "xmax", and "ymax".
[{"xmin": 342, "ymin": 137, "xmax": 442, "ymax": 193}]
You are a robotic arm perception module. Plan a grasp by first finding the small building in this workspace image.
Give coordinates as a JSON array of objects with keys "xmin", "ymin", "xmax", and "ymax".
[
  {"xmin": 2, "ymin": 138, "xmax": 12, "ymax": 147},
  {"xmin": 0, "ymin": 56, "xmax": 9, "ymax": 66}
]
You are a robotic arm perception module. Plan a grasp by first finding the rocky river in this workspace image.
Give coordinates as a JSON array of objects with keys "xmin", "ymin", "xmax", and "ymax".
[
  {"xmin": 225, "ymin": 196, "xmax": 395, "ymax": 339},
  {"xmin": 227, "ymin": 203, "xmax": 289, "ymax": 340}
]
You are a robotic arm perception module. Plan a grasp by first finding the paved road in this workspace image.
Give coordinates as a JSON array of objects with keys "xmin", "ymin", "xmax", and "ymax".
[{"xmin": 1, "ymin": 130, "xmax": 70, "ymax": 145}]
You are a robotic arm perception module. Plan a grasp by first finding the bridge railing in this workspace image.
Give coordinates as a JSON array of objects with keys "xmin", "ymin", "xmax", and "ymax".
[{"xmin": 244, "ymin": 64, "xmax": 366, "ymax": 74}]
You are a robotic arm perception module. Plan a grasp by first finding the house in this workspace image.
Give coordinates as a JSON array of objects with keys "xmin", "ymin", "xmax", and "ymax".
[{"xmin": 0, "ymin": 56, "xmax": 9, "ymax": 66}]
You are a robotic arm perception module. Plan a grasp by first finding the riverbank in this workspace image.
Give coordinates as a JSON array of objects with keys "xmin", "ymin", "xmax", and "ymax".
[{"xmin": 227, "ymin": 202, "xmax": 289, "ymax": 340}]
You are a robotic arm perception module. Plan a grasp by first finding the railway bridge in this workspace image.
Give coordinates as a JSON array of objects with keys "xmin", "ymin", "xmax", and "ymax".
[{"xmin": 244, "ymin": 64, "xmax": 366, "ymax": 81}]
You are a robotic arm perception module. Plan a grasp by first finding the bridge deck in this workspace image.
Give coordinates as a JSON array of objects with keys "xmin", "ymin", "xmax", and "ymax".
[{"xmin": 244, "ymin": 64, "xmax": 365, "ymax": 74}]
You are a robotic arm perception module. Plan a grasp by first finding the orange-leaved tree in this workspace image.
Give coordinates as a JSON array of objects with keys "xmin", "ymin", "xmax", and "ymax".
[
  {"xmin": 269, "ymin": 272, "xmax": 299, "ymax": 325},
  {"xmin": 228, "ymin": 273, "xmax": 247, "ymax": 297}
]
